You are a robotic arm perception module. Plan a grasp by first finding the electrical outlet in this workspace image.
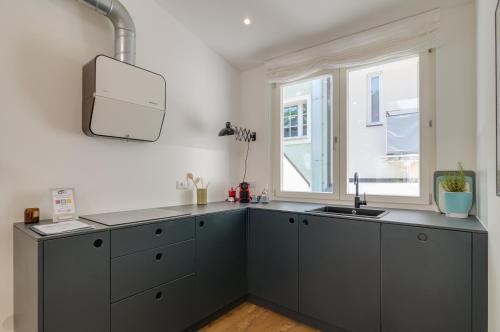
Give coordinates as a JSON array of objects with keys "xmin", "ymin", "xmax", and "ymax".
[{"xmin": 176, "ymin": 180, "xmax": 190, "ymax": 190}]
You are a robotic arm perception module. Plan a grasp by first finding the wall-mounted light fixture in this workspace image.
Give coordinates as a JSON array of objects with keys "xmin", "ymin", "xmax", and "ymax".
[
  {"xmin": 218, "ymin": 122, "xmax": 257, "ymax": 190},
  {"xmin": 218, "ymin": 122, "xmax": 256, "ymax": 142}
]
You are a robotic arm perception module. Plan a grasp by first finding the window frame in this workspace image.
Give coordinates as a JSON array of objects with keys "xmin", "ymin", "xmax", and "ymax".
[
  {"xmin": 366, "ymin": 71, "xmax": 383, "ymax": 127},
  {"xmin": 272, "ymin": 51, "xmax": 436, "ymax": 208}
]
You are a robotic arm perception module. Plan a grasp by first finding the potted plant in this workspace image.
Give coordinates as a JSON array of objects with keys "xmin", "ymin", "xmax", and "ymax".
[{"xmin": 442, "ymin": 163, "xmax": 472, "ymax": 218}]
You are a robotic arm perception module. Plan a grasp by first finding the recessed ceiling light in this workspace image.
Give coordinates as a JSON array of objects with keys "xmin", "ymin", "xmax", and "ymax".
[{"xmin": 243, "ymin": 18, "xmax": 251, "ymax": 25}]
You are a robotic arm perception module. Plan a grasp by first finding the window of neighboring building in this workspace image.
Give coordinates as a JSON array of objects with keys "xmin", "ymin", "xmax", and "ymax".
[
  {"xmin": 367, "ymin": 73, "xmax": 382, "ymax": 126},
  {"xmin": 283, "ymin": 97, "xmax": 310, "ymax": 141}
]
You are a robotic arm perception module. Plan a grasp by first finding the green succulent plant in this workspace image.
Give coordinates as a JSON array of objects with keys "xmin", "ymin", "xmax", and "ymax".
[{"xmin": 442, "ymin": 162, "xmax": 467, "ymax": 192}]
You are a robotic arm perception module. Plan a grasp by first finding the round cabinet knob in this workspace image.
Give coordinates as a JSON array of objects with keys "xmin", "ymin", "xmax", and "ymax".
[
  {"xmin": 93, "ymin": 239, "xmax": 103, "ymax": 248},
  {"xmin": 302, "ymin": 219, "xmax": 309, "ymax": 225},
  {"xmin": 155, "ymin": 291, "xmax": 163, "ymax": 300},
  {"xmin": 289, "ymin": 218, "xmax": 295, "ymax": 224},
  {"xmin": 155, "ymin": 228, "xmax": 163, "ymax": 236},
  {"xmin": 199, "ymin": 220, "xmax": 205, "ymax": 227},
  {"xmin": 417, "ymin": 233, "xmax": 428, "ymax": 242},
  {"xmin": 155, "ymin": 253, "xmax": 163, "ymax": 261}
]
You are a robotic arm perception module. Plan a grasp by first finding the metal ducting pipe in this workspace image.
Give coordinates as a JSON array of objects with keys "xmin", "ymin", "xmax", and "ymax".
[{"xmin": 78, "ymin": 0, "xmax": 136, "ymax": 64}]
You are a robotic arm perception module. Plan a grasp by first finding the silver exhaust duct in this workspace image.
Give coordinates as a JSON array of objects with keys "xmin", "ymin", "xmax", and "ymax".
[{"xmin": 78, "ymin": 0, "xmax": 136, "ymax": 64}]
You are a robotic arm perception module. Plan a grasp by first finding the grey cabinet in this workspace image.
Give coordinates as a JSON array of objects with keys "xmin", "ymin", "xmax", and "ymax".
[
  {"xmin": 111, "ymin": 239, "xmax": 195, "ymax": 301},
  {"xmin": 299, "ymin": 215, "xmax": 381, "ymax": 332},
  {"xmin": 43, "ymin": 231, "xmax": 110, "ymax": 332},
  {"xmin": 248, "ymin": 209, "xmax": 299, "ymax": 311},
  {"xmin": 111, "ymin": 217, "xmax": 195, "ymax": 257},
  {"xmin": 381, "ymin": 224, "xmax": 472, "ymax": 332},
  {"xmin": 111, "ymin": 274, "xmax": 197, "ymax": 332},
  {"xmin": 196, "ymin": 210, "xmax": 247, "ymax": 319},
  {"xmin": 13, "ymin": 205, "xmax": 487, "ymax": 332}
]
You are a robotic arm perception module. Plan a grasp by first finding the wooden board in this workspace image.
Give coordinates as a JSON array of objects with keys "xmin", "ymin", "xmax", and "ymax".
[{"xmin": 198, "ymin": 302, "xmax": 319, "ymax": 332}]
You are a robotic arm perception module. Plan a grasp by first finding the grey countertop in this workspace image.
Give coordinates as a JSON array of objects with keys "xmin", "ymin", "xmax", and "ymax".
[{"xmin": 14, "ymin": 200, "xmax": 487, "ymax": 241}]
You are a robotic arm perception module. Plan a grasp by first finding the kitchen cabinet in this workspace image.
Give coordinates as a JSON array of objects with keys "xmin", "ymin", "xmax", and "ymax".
[
  {"xmin": 13, "ymin": 202, "xmax": 487, "ymax": 332},
  {"xmin": 44, "ymin": 232, "xmax": 110, "ymax": 332},
  {"xmin": 196, "ymin": 210, "xmax": 247, "ymax": 319},
  {"xmin": 111, "ymin": 274, "xmax": 197, "ymax": 332},
  {"xmin": 111, "ymin": 239, "xmax": 195, "ymax": 302},
  {"xmin": 381, "ymin": 224, "xmax": 472, "ymax": 332},
  {"xmin": 299, "ymin": 215, "xmax": 380, "ymax": 332},
  {"xmin": 248, "ymin": 209, "xmax": 299, "ymax": 311},
  {"xmin": 110, "ymin": 217, "xmax": 195, "ymax": 257}
]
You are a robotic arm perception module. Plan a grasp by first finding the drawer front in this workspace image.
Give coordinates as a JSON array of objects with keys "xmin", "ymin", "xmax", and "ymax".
[
  {"xmin": 111, "ymin": 217, "xmax": 195, "ymax": 257},
  {"xmin": 111, "ymin": 274, "xmax": 197, "ymax": 332},
  {"xmin": 111, "ymin": 239, "xmax": 195, "ymax": 302}
]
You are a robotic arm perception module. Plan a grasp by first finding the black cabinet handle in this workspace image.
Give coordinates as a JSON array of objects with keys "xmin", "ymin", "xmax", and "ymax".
[
  {"xmin": 155, "ymin": 253, "xmax": 163, "ymax": 261},
  {"xmin": 93, "ymin": 239, "xmax": 103, "ymax": 248},
  {"xmin": 155, "ymin": 291, "xmax": 163, "ymax": 300},
  {"xmin": 155, "ymin": 228, "xmax": 163, "ymax": 236},
  {"xmin": 417, "ymin": 233, "xmax": 428, "ymax": 242},
  {"xmin": 199, "ymin": 220, "xmax": 205, "ymax": 227},
  {"xmin": 302, "ymin": 219, "xmax": 309, "ymax": 225},
  {"xmin": 289, "ymin": 218, "xmax": 295, "ymax": 224}
]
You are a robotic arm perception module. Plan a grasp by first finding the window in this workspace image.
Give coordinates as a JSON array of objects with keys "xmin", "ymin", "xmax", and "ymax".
[
  {"xmin": 274, "ymin": 52, "xmax": 434, "ymax": 205},
  {"xmin": 283, "ymin": 97, "xmax": 310, "ymax": 140},
  {"xmin": 347, "ymin": 56, "xmax": 420, "ymax": 197},
  {"xmin": 280, "ymin": 76, "xmax": 333, "ymax": 193},
  {"xmin": 367, "ymin": 73, "xmax": 382, "ymax": 126}
]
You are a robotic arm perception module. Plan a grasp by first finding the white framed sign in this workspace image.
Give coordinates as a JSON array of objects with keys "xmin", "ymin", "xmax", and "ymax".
[{"xmin": 51, "ymin": 188, "xmax": 77, "ymax": 222}]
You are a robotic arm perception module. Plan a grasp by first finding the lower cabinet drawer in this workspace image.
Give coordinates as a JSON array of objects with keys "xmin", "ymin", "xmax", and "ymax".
[
  {"xmin": 111, "ymin": 239, "xmax": 195, "ymax": 302},
  {"xmin": 111, "ymin": 274, "xmax": 197, "ymax": 332},
  {"xmin": 111, "ymin": 217, "xmax": 195, "ymax": 258}
]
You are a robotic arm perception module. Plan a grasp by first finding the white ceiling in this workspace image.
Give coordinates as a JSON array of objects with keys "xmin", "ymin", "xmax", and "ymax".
[{"xmin": 155, "ymin": 0, "xmax": 471, "ymax": 70}]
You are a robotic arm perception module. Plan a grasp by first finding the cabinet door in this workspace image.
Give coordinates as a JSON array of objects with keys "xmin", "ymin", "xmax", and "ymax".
[
  {"xmin": 196, "ymin": 210, "xmax": 247, "ymax": 319},
  {"xmin": 44, "ymin": 232, "xmax": 110, "ymax": 332},
  {"xmin": 248, "ymin": 209, "xmax": 298, "ymax": 311},
  {"xmin": 299, "ymin": 215, "xmax": 380, "ymax": 332},
  {"xmin": 382, "ymin": 224, "xmax": 471, "ymax": 332}
]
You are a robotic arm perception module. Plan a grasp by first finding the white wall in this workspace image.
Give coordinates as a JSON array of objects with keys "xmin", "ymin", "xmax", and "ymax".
[
  {"xmin": 239, "ymin": 3, "xmax": 478, "ymax": 195},
  {"xmin": 237, "ymin": 66, "xmax": 272, "ymax": 193},
  {"xmin": 436, "ymin": 3, "xmax": 477, "ymax": 171},
  {"xmin": 0, "ymin": 0, "xmax": 240, "ymax": 330},
  {"xmin": 476, "ymin": 0, "xmax": 500, "ymax": 329}
]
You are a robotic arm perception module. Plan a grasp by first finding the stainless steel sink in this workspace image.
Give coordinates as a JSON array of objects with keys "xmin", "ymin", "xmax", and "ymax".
[{"xmin": 307, "ymin": 206, "xmax": 389, "ymax": 219}]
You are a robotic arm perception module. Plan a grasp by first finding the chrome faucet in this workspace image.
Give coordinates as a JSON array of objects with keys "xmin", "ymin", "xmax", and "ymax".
[{"xmin": 353, "ymin": 172, "xmax": 367, "ymax": 209}]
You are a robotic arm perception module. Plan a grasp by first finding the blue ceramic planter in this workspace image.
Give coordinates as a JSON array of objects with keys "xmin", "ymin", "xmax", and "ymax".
[{"xmin": 443, "ymin": 191, "xmax": 473, "ymax": 218}]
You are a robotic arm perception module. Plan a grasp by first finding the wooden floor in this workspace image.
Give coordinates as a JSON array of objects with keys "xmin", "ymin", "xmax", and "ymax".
[{"xmin": 198, "ymin": 302, "xmax": 320, "ymax": 332}]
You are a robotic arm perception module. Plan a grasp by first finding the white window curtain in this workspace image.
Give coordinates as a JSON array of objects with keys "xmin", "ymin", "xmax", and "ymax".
[{"xmin": 265, "ymin": 9, "xmax": 441, "ymax": 83}]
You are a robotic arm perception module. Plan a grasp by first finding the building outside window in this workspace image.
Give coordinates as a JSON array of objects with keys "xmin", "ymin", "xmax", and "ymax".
[
  {"xmin": 347, "ymin": 56, "xmax": 420, "ymax": 197},
  {"xmin": 281, "ymin": 77, "xmax": 332, "ymax": 193}
]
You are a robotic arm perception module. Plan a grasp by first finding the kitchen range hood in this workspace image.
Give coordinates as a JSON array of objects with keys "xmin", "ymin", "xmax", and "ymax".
[{"xmin": 79, "ymin": 0, "xmax": 166, "ymax": 142}]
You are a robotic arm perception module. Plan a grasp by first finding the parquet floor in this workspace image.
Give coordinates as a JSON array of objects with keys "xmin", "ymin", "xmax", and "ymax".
[{"xmin": 198, "ymin": 302, "xmax": 320, "ymax": 332}]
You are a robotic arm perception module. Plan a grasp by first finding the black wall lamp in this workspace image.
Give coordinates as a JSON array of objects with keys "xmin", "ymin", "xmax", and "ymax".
[{"xmin": 218, "ymin": 122, "xmax": 256, "ymax": 142}]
